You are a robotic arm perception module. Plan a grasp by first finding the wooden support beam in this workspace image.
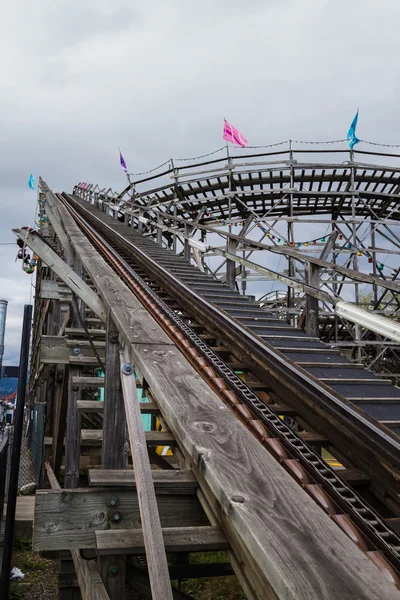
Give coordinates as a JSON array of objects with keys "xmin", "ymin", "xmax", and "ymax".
[
  {"xmin": 51, "ymin": 367, "xmax": 69, "ymax": 479},
  {"xmin": 77, "ymin": 400, "xmax": 159, "ymax": 415},
  {"xmin": 12, "ymin": 228, "xmax": 107, "ymax": 323},
  {"xmin": 306, "ymin": 263, "xmax": 320, "ymax": 338},
  {"xmin": 81, "ymin": 430, "xmax": 176, "ymax": 446},
  {"xmin": 41, "ymin": 280, "xmax": 72, "ymax": 301},
  {"xmin": 43, "ymin": 194, "xmax": 75, "ymax": 261},
  {"xmin": 33, "ymin": 488, "xmax": 207, "ymax": 551},
  {"xmin": 119, "ymin": 349, "xmax": 174, "ymax": 600},
  {"xmin": 96, "ymin": 526, "xmax": 229, "ymax": 555},
  {"xmin": 88, "ymin": 469, "xmax": 198, "ymax": 492},
  {"xmin": 226, "ymin": 236, "xmax": 238, "ymax": 290},
  {"xmin": 102, "ymin": 313, "xmax": 128, "ymax": 468},
  {"xmin": 72, "ymin": 376, "xmax": 105, "ymax": 387}
]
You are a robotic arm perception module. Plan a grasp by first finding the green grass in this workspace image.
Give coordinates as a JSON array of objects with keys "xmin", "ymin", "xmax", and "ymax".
[{"xmin": 8, "ymin": 582, "xmax": 22, "ymax": 600}]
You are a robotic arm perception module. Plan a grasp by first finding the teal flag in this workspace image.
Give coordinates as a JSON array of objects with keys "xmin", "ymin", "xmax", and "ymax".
[
  {"xmin": 347, "ymin": 110, "xmax": 360, "ymax": 150},
  {"xmin": 28, "ymin": 173, "xmax": 36, "ymax": 190}
]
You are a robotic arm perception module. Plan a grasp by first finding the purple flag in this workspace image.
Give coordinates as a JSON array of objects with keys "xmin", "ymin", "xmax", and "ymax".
[{"xmin": 119, "ymin": 149, "xmax": 128, "ymax": 173}]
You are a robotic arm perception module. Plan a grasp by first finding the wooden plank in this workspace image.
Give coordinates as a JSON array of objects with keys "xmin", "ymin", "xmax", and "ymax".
[
  {"xmin": 77, "ymin": 400, "xmax": 159, "ymax": 415},
  {"xmin": 42, "ymin": 280, "xmax": 72, "ymax": 301},
  {"xmin": 98, "ymin": 556, "xmax": 126, "ymax": 600},
  {"xmin": 41, "ymin": 335, "xmax": 69, "ymax": 364},
  {"xmin": 67, "ymin": 339, "xmax": 106, "ymax": 348},
  {"xmin": 88, "ymin": 469, "xmax": 198, "ymax": 492},
  {"xmin": 72, "ymin": 376, "xmax": 105, "ymax": 387},
  {"xmin": 66, "ymin": 328, "xmax": 106, "ymax": 337},
  {"xmin": 44, "ymin": 188, "xmax": 75, "ymax": 261},
  {"xmin": 52, "ymin": 366, "xmax": 69, "ymax": 478},
  {"xmin": 56, "ymin": 201, "xmax": 174, "ymax": 347},
  {"xmin": 81, "ymin": 430, "xmax": 176, "ymax": 447},
  {"xmin": 13, "ymin": 228, "xmax": 107, "ymax": 323},
  {"xmin": 129, "ymin": 342, "xmax": 400, "ymax": 600},
  {"xmin": 65, "ymin": 366, "xmax": 81, "ymax": 488},
  {"xmin": 119, "ymin": 349, "xmax": 173, "ymax": 600},
  {"xmin": 102, "ymin": 313, "xmax": 128, "ymax": 470},
  {"xmin": 69, "ymin": 356, "xmax": 102, "ymax": 366},
  {"xmin": 96, "ymin": 526, "xmax": 229, "ymax": 555},
  {"xmin": 33, "ymin": 488, "xmax": 207, "ymax": 551}
]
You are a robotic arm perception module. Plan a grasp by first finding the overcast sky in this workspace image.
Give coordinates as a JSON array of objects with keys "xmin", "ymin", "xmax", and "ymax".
[{"xmin": 1, "ymin": 0, "xmax": 400, "ymax": 364}]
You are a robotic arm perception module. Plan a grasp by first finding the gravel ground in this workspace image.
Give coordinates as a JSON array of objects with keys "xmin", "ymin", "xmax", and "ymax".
[{"xmin": 9, "ymin": 547, "xmax": 58, "ymax": 600}]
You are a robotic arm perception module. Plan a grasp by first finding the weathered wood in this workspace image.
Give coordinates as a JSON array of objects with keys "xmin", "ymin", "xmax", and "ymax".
[
  {"xmin": 45, "ymin": 462, "xmax": 60, "ymax": 490},
  {"xmin": 77, "ymin": 400, "xmax": 159, "ymax": 414},
  {"xmin": 119, "ymin": 349, "xmax": 173, "ymax": 600},
  {"xmin": 42, "ymin": 280, "xmax": 73, "ymax": 301},
  {"xmin": 226, "ymin": 236, "xmax": 238, "ymax": 290},
  {"xmin": 72, "ymin": 376, "xmax": 105, "ymax": 387},
  {"xmin": 33, "ymin": 488, "xmax": 207, "ymax": 551},
  {"xmin": 98, "ymin": 555, "xmax": 126, "ymax": 600},
  {"xmin": 128, "ymin": 342, "xmax": 400, "ymax": 600},
  {"xmin": 305, "ymin": 264, "xmax": 320, "ymax": 337},
  {"xmin": 64, "ymin": 366, "xmax": 81, "ymax": 488},
  {"xmin": 66, "ymin": 328, "xmax": 106, "ymax": 337},
  {"xmin": 88, "ymin": 469, "xmax": 198, "ymax": 492},
  {"xmin": 12, "ymin": 228, "xmax": 107, "ymax": 323},
  {"xmin": 69, "ymin": 356, "xmax": 102, "ymax": 366},
  {"xmin": 81, "ymin": 430, "xmax": 176, "ymax": 446},
  {"xmin": 96, "ymin": 526, "xmax": 229, "ymax": 555},
  {"xmin": 102, "ymin": 313, "xmax": 128, "ymax": 470},
  {"xmin": 55, "ymin": 202, "xmax": 174, "ymax": 347},
  {"xmin": 41, "ymin": 335, "xmax": 69, "ymax": 364},
  {"xmin": 73, "ymin": 557, "xmax": 110, "ymax": 600},
  {"xmin": 44, "ymin": 189, "xmax": 75, "ymax": 261},
  {"xmin": 52, "ymin": 365, "xmax": 69, "ymax": 478}
]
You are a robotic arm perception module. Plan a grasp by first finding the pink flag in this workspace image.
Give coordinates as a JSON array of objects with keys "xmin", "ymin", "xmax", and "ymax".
[
  {"xmin": 81, "ymin": 180, "xmax": 87, "ymax": 189},
  {"xmin": 223, "ymin": 119, "xmax": 248, "ymax": 147}
]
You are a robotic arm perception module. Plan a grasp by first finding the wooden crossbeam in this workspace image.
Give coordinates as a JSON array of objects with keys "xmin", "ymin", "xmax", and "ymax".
[
  {"xmin": 88, "ymin": 469, "xmax": 198, "ymax": 492},
  {"xmin": 96, "ymin": 526, "xmax": 229, "ymax": 555},
  {"xmin": 77, "ymin": 400, "xmax": 159, "ymax": 414},
  {"xmin": 81, "ymin": 430, "xmax": 176, "ymax": 446},
  {"xmin": 33, "ymin": 488, "xmax": 207, "ymax": 552}
]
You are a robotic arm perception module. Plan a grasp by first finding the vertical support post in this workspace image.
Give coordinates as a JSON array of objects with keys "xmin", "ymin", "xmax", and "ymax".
[
  {"xmin": 287, "ymin": 140, "xmax": 295, "ymax": 325},
  {"xmin": 157, "ymin": 213, "xmax": 163, "ymax": 247},
  {"xmin": 305, "ymin": 264, "xmax": 320, "ymax": 338},
  {"xmin": 0, "ymin": 305, "xmax": 32, "ymax": 598},
  {"xmin": 99, "ymin": 556, "xmax": 126, "ymax": 600},
  {"xmin": 102, "ymin": 313, "xmax": 128, "ymax": 470},
  {"xmin": 138, "ymin": 209, "xmax": 144, "ymax": 234},
  {"xmin": 184, "ymin": 224, "xmax": 193, "ymax": 262},
  {"xmin": 371, "ymin": 223, "xmax": 378, "ymax": 305},
  {"xmin": 172, "ymin": 204, "xmax": 178, "ymax": 254},
  {"xmin": 350, "ymin": 150, "xmax": 361, "ymax": 361},
  {"xmin": 64, "ymin": 256, "xmax": 83, "ymax": 489},
  {"xmin": 226, "ymin": 236, "xmax": 238, "ymax": 290}
]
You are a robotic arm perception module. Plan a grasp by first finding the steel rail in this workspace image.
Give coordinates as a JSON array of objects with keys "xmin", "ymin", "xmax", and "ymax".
[{"xmin": 59, "ymin": 193, "xmax": 400, "ymax": 579}]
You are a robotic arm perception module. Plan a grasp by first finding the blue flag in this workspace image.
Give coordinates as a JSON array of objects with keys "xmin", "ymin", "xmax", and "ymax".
[
  {"xmin": 28, "ymin": 173, "xmax": 37, "ymax": 190},
  {"xmin": 347, "ymin": 110, "xmax": 360, "ymax": 150}
]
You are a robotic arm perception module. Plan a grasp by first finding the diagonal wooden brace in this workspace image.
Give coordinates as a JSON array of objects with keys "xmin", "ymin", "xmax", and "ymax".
[{"xmin": 12, "ymin": 228, "xmax": 107, "ymax": 324}]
